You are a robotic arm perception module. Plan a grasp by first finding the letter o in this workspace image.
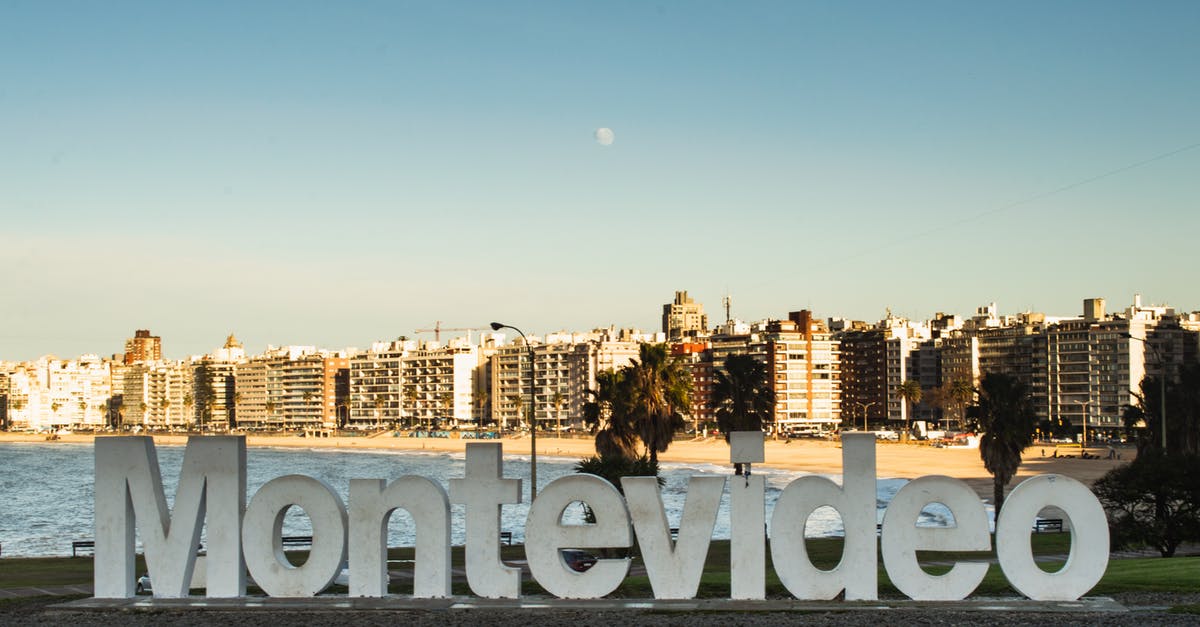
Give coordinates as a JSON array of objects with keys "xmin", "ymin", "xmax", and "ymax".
[
  {"xmin": 242, "ymin": 475, "xmax": 348, "ymax": 597},
  {"xmin": 995, "ymin": 474, "xmax": 1108, "ymax": 601}
]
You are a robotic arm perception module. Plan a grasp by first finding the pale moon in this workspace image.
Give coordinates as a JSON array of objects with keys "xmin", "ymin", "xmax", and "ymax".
[{"xmin": 594, "ymin": 127, "xmax": 614, "ymax": 146}]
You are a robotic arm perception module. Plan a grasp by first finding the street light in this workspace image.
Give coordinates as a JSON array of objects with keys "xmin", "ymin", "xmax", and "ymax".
[
  {"xmin": 491, "ymin": 322, "xmax": 537, "ymax": 501},
  {"xmin": 853, "ymin": 401, "xmax": 878, "ymax": 432},
  {"xmin": 1124, "ymin": 333, "xmax": 1167, "ymax": 453},
  {"xmin": 1072, "ymin": 399, "xmax": 1090, "ymax": 448}
]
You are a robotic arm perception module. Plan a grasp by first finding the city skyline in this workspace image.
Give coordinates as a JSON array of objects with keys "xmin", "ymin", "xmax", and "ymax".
[
  {"xmin": 0, "ymin": 290, "xmax": 1186, "ymax": 362},
  {"xmin": 4, "ymin": 2, "xmax": 1198, "ymax": 361}
]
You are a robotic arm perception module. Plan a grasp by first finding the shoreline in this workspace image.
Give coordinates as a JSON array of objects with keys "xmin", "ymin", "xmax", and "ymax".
[{"xmin": 0, "ymin": 431, "xmax": 1132, "ymax": 501}]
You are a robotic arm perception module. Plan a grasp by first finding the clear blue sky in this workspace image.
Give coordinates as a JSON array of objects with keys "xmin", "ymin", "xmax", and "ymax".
[{"xmin": 3, "ymin": 1, "xmax": 1198, "ymax": 361}]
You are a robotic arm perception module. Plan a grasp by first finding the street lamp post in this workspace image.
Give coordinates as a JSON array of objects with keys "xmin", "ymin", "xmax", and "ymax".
[
  {"xmin": 854, "ymin": 401, "xmax": 878, "ymax": 432},
  {"xmin": 491, "ymin": 322, "xmax": 537, "ymax": 501},
  {"xmin": 1072, "ymin": 399, "xmax": 1090, "ymax": 448},
  {"xmin": 1125, "ymin": 333, "xmax": 1168, "ymax": 453}
]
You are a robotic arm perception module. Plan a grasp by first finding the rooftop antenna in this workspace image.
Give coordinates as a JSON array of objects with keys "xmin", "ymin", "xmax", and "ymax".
[{"xmin": 723, "ymin": 292, "xmax": 733, "ymax": 324}]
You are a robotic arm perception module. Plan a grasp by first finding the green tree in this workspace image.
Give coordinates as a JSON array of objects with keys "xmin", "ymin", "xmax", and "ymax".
[
  {"xmin": 1094, "ymin": 451, "xmax": 1200, "ymax": 557},
  {"xmin": 896, "ymin": 379, "xmax": 922, "ymax": 432},
  {"xmin": 1130, "ymin": 363, "xmax": 1200, "ymax": 457},
  {"xmin": 552, "ymin": 389, "xmax": 567, "ymax": 435},
  {"xmin": 583, "ymin": 370, "xmax": 639, "ymax": 460},
  {"xmin": 971, "ymin": 373, "xmax": 1037, "ymax": 515},
  {"xmin": 473, "ymin": 389, "xmax": 490, "ymax": 427},
  {"xmin": 625, "ymin": 344, "xmax": 692, "ymax": 466},
  {"xmin": 183, "ymin": 393, "xmax": 195, "ymax": 428},
  {"xmin": 574, "ymin": 453, "xmax": 661, "ymax": 526},
  {"xmin": 947, "ymin": 378, "xmax": 975, "ymax": 430},
  {"xmin": 711, "ymin": 354, "xmax": 774, "ymax": 474}
]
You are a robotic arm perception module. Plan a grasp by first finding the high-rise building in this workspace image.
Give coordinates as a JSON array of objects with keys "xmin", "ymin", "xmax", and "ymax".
[
  {"xmin": 234, "ymin": 346, "xmax": 327, "ymax": 430},
  {"xmin": 837, "ymin": 328, "xmax": 888, "ymax": 429},
  {"xmin": 663, "ymin": 291, "xmax": 709, "ymax": 340},
  {"xmin": 763, "ymin": 311, "xmax": 841, "ymax": 432},
  {"xmin": 403, "ymin": 339, "xmax": 480, "ymax": 430},
  {"xmin": 193, "ymin": 333, "xmax": 245, "ymax": 430},
  {"xmin": 123, "ymin": 329, "xmax": 162, "ymax": 365},
  {"xmin": 348, "ymin": 339, "xmax": 409, "ymax": 429}
]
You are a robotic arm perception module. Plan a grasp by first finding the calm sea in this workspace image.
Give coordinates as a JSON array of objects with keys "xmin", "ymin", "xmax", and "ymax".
[{"xmin": 0, "ymin": 441, "xmax": 938, "ymax": 558}]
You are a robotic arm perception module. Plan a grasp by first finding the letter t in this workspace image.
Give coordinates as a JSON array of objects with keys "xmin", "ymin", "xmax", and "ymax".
[{"xmin": 449, "ymin": 443, "xmax": 522, "ymax": 598}]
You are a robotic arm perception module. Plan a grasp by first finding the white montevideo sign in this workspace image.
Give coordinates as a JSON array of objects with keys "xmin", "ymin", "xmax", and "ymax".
[{"xmin": 92, "ymin": 433, "xmax": 1109, "ymax": 602}]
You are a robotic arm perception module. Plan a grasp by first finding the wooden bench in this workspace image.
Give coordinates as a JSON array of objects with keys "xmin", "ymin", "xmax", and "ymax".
[
  {"xmin": 499, "ymin": 531, "xmax": 513, "ymax": 545},
  {"xmin": 281, "ymin": 535, "xmax": 313, "ymax": 548},
  {"xmin": 1034, "ymin": 518, "xmax": 1064, "ymax": 533},
  {"xmin": 72, "ymin": 540, "xmax": 94, "ymax": 557}
]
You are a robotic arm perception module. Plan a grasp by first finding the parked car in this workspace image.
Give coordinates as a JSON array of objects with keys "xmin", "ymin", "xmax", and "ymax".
[{"xmin": 561, "ymin": 549, "xmax": 596, "ymax": 572}]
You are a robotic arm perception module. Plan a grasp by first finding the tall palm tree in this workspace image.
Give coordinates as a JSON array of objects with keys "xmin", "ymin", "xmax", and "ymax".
[
  {"xmin": 403, "ymin": 387, "xmax": 419, "ymax": 430},
  {"xmin": 552, "ymin": 389, "xmax": 566, "ymax": 435},
  {"xmin": 896, "ymin": 379, "xmax": 922, "ymax": 433},
  {"xmin": 948, "ymin": 378, "xmax": 975, "ymax": 431},
  {"xmin": 625, "ymin": 344, "xmax": 692, "ymax": 466},
  {"xmin": 183, "ymin": 393, "xmax": 195, "ymax": 429},
  {"xmin": 583, "ymin": 370, "xmax": 639, "ymax": 460},
  {"xmin": 473, "ymin": 389, "xmax": 490, "ymax": 427},
  {"xmin": 711, "ymin": 354, "xmax": 774, "ymax": 473},
  {"xmin": 972, "ymin": 373, "xmax": 1037, "ymax": 515}
]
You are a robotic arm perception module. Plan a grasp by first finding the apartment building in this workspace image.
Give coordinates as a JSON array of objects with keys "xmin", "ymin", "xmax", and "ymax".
[
  {"xmin": 761, "ymin": 311, "xmax": 841, "ymax": 431},
  {"xmin": 119, "ymin": 359, "xmax": 192, "ymax": 429},
  {"xmin": 490, "ymin": 329, "xmax": 643, "ymax": 432},
  {"xmin": 348, "ymin": 339, "xmax": 410, "ymax": 429},
  {"xmin": 193, "ymin": 335, "xmax": 246, "ymax": 431},
  {"xmin": 123, "ymin": 329, "xmax": 162, "ymax": 365},
  {"xmin": 663, "ymin": 291, "xmax": 709, "ymax": 340},
  {"xmin": 4, "ymin": 356, "xmax": 112, "ymax": 430},
  {"xmin": 836, "ymin": 328, "xmax": 888, "ymax": 429},
  {"xmin": 402, "ymin": 340, "xmax": 480, "ymax": 430},
  {"xmin": 235, "ymin": 346, "xmax": 328, "ymax": 430}
]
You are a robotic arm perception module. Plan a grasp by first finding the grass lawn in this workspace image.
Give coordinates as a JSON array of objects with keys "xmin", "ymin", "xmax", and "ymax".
[{"xmin": 2, "ymin": 535, "xmax": 1196, "ymax": 599}]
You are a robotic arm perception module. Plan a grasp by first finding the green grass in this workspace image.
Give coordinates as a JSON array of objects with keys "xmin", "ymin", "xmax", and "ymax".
[{"xmin": 2, "ymin": 535, "xmax": 1196, "ymax": 598}]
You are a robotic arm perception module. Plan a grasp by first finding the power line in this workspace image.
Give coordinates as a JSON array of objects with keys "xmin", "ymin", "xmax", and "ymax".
[{"xmin": 842, "ymin": 140, "xmax": 1200, "ymax": 262}]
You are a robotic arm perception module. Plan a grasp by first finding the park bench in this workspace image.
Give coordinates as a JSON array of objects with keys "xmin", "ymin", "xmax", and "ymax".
[
  {"xmin": 72, "ymin": 540, "xmax": 94, "ymax": 557},
  {"xmin": 1034, "ymin": 518, "xmax": 1064, "ymax": 533},
  {"xmin": 500, "ymin": 531, "xmax": 513, "ymax": 545},
  {"xmin": 280, "ymin": 535, "xmax": 313, "ymax": 548}
]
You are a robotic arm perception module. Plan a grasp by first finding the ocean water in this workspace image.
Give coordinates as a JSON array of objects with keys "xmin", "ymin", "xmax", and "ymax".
[{"xmin": 0, "ymin": 441, "xmax": 962, "ymax": 558}]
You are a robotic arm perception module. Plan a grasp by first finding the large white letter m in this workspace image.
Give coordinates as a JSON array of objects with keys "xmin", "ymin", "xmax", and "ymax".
[{"xmin": 94, "ymin": 436, "xmax": 246, "ymax": 598}]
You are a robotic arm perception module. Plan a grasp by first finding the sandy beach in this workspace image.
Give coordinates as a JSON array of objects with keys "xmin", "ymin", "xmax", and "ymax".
[{"xmin": 0, "ymin": 431, "xmax": 1131, "ymax": 502}]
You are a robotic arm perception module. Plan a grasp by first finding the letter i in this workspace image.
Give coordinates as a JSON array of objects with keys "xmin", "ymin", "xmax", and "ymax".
[{"xmin": 729, "ymin": 432, "xmax": 766, "ymax": 599}]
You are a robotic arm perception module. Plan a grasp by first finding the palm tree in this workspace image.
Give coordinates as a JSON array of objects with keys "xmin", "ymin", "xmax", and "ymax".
[
  {"xmin": 183, "ymin": 393, "xmax": 195, "ymax": 430},
  {"xmin": 896, "ymin": 379, "xmax": 922, "ymax": 433},
  {"xmin": 506, "ymin": 394, "xmax": 523, "ymax": 433},
  {"xmin": 473, "ymin": 389, "xmax": 490, "ymax": 427},
  {"xmin": 439, "ymin": 392, "xmax": 453, "ymax": 430},
  {"xmin": 403, "ymin": 387, "xmax": 419, "ymax": 430},
  {"xmin": 552, "ymin": 389, "xmax": 567, "ymax": 435},
  {"xmin": 948, "ymin": 378, "xmax": 975, "ymax": 431},
  {"xmin": 971, "ymin": 373, "xmax": 1037, "ymax": 515},
  {"xmin": 583, "ymin": 370, "xmax": 639, "ymax": 460},
  {"xmin": 711, "ymin": 354, "xmax": 775, "ymax": 474},
  {"xmin": 624, "ymin": 344, "xmax": 691, "ymax": 466}
]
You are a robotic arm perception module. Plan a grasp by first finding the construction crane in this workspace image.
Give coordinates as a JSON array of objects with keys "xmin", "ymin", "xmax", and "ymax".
[{"xmin": 414, "ymin": 321, "xmax": 482, "ymax": 343}]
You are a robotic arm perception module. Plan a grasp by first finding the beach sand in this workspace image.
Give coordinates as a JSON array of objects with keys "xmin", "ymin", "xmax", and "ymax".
[{"xmin": 0, "ymin": 431, "xmax": 1131, "ymax": 502}]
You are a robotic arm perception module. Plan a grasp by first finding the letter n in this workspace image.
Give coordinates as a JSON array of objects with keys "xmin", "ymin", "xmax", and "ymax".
[{"xmin": 94, "ymin": 436, "xmax": 246, "ymax": 598}]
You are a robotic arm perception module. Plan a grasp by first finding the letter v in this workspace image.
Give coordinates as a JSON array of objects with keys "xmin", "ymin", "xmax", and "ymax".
[{"xmin": 621, "ymin": 476, "xmax": 724, "ymax": 599}]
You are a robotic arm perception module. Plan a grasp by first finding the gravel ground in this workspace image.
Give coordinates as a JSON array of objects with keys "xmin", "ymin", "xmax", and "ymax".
[{"xmin": 3, "ymin": 594, "xmax": 1199, "ymax": 627}]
